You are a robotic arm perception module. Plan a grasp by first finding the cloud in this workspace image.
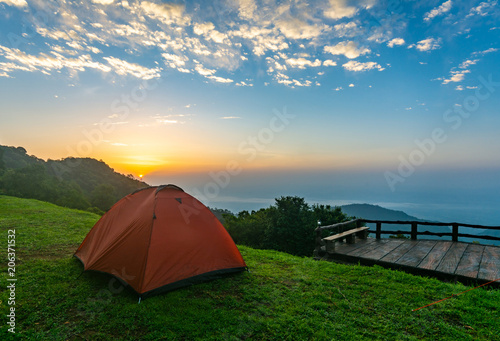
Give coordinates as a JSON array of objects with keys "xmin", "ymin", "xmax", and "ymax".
[
  {"xmin": 349, "ymin": 83, "xmax": 355, "ymax": 87},
  {"xmin": 103, "ymin": 56, "xmax": 161, "ymax": 79},
  {"xmin": 195, "ymin": 63, "xmax": 216, "ymax": 76},
  {"xmin": 387, "ymin": 38, "xmax": 405, "ymax": 48},
  {"xmin": 285, "ymin": 57, "xmax": 322, "ymax": 69},
  {"xmin": 324, "ymin": 0, "xmax": 358, "ymax": 19},
  {"xmin": 472, "ymin": 47, "xmax": 499, "ymax": 55},
  {"xmin": 236, "ymin": 81, "xmax": 253, "ymax": 86},
  {"xmin": 219, "ymin": 116, "xmax": 242, "ymax": 119},
  {"xmin": 442, "ymin": 70, "xmax": 470, "ymax": 84},
  {"xmin": 342, "ymin": 60, "xmax": 384, "ymax": 72},
  {"xmin": 193, "ymin": 22, "xmax": 229, "ymax": 43},
  {"xmin": 0, "ymin": 45, "xmax": 119, "ymax": 76},
  {"xmin": 0, "ymin": 0, "xmax": 27, "ymax": 7},
  {"xmin": 424, "ymin": 0, "xmax": 453, "ymax": 22},
  {"xmin": 458, "ymin": 59, "xmax": 478, "ymax": 69},
  {"xmin": 323, "ymin": 60, "xmax": 337, "ymax": 66},
  {"xmin": 334, "ymin": 86, "xmax": 343, "ymax": 91},
  {"xmin": 333, "ymin": 21, "xmax": 358, "ymax": 38},
  {"xmin": 276, "ymin": 17, "xmax": 327, "ymax": 40},
  {"xmin": 408, "ymin": 38, "xmax": 442, "ymax": 51},
  {"xmin": 455, "ymin": 85, "xmax": 464, "ymax": 90},
  {"xmin": 324, "ymin": 41, "xmax": 370, "ymax": 59},
  {"xmin": 467, "ymin": 0, "xmax": 498, "ymax": 17},
  {"xmin": 207, "ymin": 75, "xmax": 234, "ymax": 83},
  {"xmin": 140, "ymin": 1, "xmax": 190, "ymax": 26},
  {"xmin": 91, "ymin": 0, "xmax": 114, "ymax": 4}
]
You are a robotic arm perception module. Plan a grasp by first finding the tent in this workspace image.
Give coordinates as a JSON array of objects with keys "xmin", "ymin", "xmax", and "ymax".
[{"xmin": 74, "ymin": 184, "xmax": 247, "ymax": 299}]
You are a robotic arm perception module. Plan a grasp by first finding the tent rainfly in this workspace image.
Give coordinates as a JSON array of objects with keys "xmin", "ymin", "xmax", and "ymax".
[{"xmin": 74, "ymin": 184, "xmax": 247, "ymax": 299}]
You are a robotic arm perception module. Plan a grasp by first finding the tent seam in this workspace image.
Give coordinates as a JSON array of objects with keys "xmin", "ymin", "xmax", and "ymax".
[{"xmin": 137, "ymin": 191, "xmax": 158, "ymax": 296}]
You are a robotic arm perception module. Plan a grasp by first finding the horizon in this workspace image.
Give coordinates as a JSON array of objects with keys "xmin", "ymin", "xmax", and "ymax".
[{"xmin": 1, "ymin": 0, "xmax": 499, "ymax": 224}]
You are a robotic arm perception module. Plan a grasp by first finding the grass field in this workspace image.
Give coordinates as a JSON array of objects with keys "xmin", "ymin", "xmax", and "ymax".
[{"xmin": 1, "ymin": 195, "xmax": 499, "ymax": 340}]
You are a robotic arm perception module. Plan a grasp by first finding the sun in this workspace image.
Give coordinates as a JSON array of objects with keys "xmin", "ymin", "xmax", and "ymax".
[{"xmin": 139, "ymin": 174, "xmax": 143, "ymax": 179}]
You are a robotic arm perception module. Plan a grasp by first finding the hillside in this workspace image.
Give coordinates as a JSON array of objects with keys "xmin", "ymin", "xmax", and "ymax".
[
  {"xmin": 341, "ymin": 203, "xmax": 423, "ymax": 221},
  {"xmin": 0, "ymin": 145, "xmax": 148, "ymax": 212},
  {"xmin": 1, "ymin": 195, "xmax": 499, "ymax": 340}
]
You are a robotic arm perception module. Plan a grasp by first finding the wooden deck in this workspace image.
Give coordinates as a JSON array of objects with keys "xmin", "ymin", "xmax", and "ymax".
[{"xmin": 323, "ymin": 238, "xmax": 500, "ymax": 286}]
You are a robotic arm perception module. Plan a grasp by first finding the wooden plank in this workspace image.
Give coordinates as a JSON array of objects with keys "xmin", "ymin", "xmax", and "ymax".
[
  {"xmin": 418, "ymin": 241, "xmax": 453, "ymax": 271},
  {"xmin": 477, "ymin": 246, "xmax": 500, "ymax": 281},
  {"xmin": 333, "ymin": 238, "xmax": 377, "ymax": 255},
  {"xmin": 380, "ymin": 240, "xmax": 419, "ymax": 263},
  {"xmin": 435, "ymin": 242, "xmax": 469, "ymax": 274},
  {"xmin": 345, "ymin": 238, "xmax": 392, "ymax": 257},
  {"xmin": 358, "ymin": 239, "xmax": 407, "ymax": 261},
  {"xmin": 396, "ymin": 240, "xmax": 437, "ymax": 267},
  {"xmin": 323, "ymin": 226, "xmax": 370, "ymax": 241},
  {"xmin": 455, "ymin": 244, "xmax": 485, "ymax": 279}
]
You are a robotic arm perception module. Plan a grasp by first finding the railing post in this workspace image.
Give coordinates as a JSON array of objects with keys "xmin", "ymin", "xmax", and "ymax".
[
  {"xmin": 452, "ymin": 223, "xmax": 459, "ymax": 242},
  {"xmin": 411, "ymin": 222, "xmax": 418, "ymax": 240},
  {"xmin": 376, "ymin": 222, "xmax": 381, "ymax": 239}
]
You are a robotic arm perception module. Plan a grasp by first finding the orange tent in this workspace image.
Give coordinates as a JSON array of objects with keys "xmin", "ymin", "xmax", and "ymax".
[{"xmin": 75, "ymin": 185, "xmax": 246, "ymax": 299}]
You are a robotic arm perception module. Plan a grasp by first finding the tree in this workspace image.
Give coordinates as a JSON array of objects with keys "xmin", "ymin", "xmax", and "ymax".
[
  {"xmin": 223, "ymin": 197, "xmax": 351, "ymax": 257},
  {"xmin": 90, "ymin": 184, "xmax": 116, "ymax": 211},
  {"xmin": 265, "ymin": 196, "xmax": 316, "ymax": 256}
]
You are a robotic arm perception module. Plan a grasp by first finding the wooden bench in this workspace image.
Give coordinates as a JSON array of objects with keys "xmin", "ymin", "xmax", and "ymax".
[{"xmin": 323, "ymin": 226, "xmax": 370, "ymax": 254}]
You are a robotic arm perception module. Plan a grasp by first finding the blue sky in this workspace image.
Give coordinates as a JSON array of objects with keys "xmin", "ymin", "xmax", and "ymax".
[{"xmin": 0, "ymin": 0, "xmax": 499, "ymax": 217}]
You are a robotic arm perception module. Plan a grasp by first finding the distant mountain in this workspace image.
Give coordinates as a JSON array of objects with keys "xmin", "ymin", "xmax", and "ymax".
[
  {"xmin": 0, "ymin": 145, "xmax": 148, "ymax": 212},
  {"xmin": 341, "ymin": 203, "xmax": 424, "ymax": 222},
  {"xmin": 340, "ymin": 203, "xmax": 452, "ymax": 239}
]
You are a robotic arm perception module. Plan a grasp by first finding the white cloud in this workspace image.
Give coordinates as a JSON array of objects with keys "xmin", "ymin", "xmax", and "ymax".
[
  {"xmin": 424, "ymin": 0, "xmax": 453, "ymax": 22},
  {"xmin": 333, "ymin": 21, "xmax": 358, "ymax": 38},
  {"xmin": 324, "ymin": 41, "xmax": 370, "ymax": 59},
  {"xmin": 193, "ymin": 22, "xmax": 228, "ymax": 44},
  {"xmin": 195, "ymin": 63, "xmax": 216, "ymax": 76},
  {"xmin": 91, "ymin": 0, "xmax": 114, "ymax": 5},
  {"xmin": 219, "ymin": 116, "xmax": 242, "ymax": 119},
  {"xmin": 208, "ymin": 75, "xmax": 234, "ymax": 83},
  {"xmin": 342, "ymin": 60, "xmax": 384, "ymax": 72},
  {"xmin": 162, "ymin": 53, "xmax": 188, "ymax": 67},
  {"xmin": 467, "ymin": 0, "xmax": 498, "ymax": 17},
  {"xmin": 104, "ymin": 56, "xmax": 161, "ymax": 79},
  {"xmin": 324, "ymin": 0, "xmax": 358, "ymax": 19},
  {"xmin": 276, "ymin": 18, "xmax": 327, "ymax": 40},
  {"xmin": 236, "ymin": 81, "xmax": 253, "ymax": 86},
  {"xmin": 111, "ymin": 142, "xmax": 128, "ymax": 146},
  {"xmin": 408, "ymin": 38, "xmax": 442, "ymax": 51},
  {"xmin": 455, "ymin": 85, "xmax": 464, "ymax": 90},
  {"xmin": 472, "ymin": 47, "xmax": 499, "ymax": 55},
  {"xmin": 349, "ymin": 83, "xmax": 355, "ymax": 87},
  {"xmin": 442, "ymin": 70, "xmax": 470, "ymax": 84},
  {"xmin": 0, "ymin": 0, "xmax": 27, "ymax": 7},
  {"xmin": 323, "ymin": 60, "xmax": 337, "ymax": 66},
  {"xmin": 140, "ymin": 1, "xmax": 189, "ymax": 26},
  {"xmin": 334, "ymin": 86, "xmax": 343, "ymax": 91},
  {"xmin": 285, "ymin": 57, "xmax": 322, "ymax": 69},
  {"xmin": 387, "ymin": 38, "xmax": 405, "ymax": 48},
  {"xmin": 458, "ymin": 59, "xmax": 478, "ymax": 69}
]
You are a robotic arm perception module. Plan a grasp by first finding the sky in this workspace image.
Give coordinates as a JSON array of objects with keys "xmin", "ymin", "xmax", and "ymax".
[{"xmin": 0, "ymin": 0, "xmax": 499, "ymax": 219}]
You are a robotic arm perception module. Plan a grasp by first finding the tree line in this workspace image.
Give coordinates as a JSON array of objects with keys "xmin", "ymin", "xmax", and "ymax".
[
  {"xmin": 223, "ymin": 196, "xmax": 352, "ymax": 257},
  {"xmin": 0, "ymin": 145, "xmax": 147, "ymax": 213}
]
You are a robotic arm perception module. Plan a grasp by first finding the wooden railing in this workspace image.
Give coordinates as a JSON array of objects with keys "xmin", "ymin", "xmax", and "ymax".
[{"xmin": 316, "ymin": 218, "xmax": 500, "ymax": 243}]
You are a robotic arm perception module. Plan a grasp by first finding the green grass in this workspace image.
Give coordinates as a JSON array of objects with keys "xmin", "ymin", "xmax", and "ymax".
[{"xmin": 1, "ymin": 195, "xmax": 499, "ymax": 340}]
